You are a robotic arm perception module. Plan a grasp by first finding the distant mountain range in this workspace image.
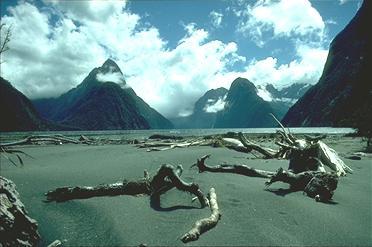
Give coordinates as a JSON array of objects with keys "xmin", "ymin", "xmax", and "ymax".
[
  {"xmin": 171, "ymin": 80, "xmax": 311, "ymax": 129},
  {"xmin": 2, "ymin": 0, "xmax": 369, "ymax": 132},
  {"xmin": 33, "ymin": 59, "xmax": 173, "ymax": 130},
  {"xmin": 282, "ymin": 0, "xmax": 371, "ymax": 129}
]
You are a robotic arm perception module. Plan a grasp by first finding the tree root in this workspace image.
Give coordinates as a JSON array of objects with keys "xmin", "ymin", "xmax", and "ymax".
[
  {"xmin": 181, "ymin": 188, "xmax": 221, "ymax": 243},
  {"xmin": 192, "ymin": 154, "xmax": 275, "ymax": 178},
  {"xmin": 265, "ymin": 168, "xmax": 339, "ymax": 202},
  {"xmin": 45, "ymin": 164, "xmax": 209, "ymax": 208}
]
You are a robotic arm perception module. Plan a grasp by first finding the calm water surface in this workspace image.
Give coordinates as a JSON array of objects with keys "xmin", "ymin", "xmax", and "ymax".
[{"xmin": 0, "ymin": 127, "xmax": 355, "ymax": 142}]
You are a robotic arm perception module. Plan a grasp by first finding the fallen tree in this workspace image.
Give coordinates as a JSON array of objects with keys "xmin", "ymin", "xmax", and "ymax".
[{"xmin": 192, "ymin": 155, "xmax": 339, "ymax": 202}]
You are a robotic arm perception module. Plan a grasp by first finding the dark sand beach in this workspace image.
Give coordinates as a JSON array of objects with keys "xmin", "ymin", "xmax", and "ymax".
[{"xmin": 1, "ymin": 135, "xmax": 371, "ymax": 246}]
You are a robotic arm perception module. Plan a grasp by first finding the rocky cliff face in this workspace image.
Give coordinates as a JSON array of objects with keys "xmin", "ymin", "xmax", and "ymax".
[
  {"xmin": 282, "ymin": 1, "xmax": 371, "ymax": 128},
  {"xmin": 214, "ymin": 78, "xmax": 277, "ymax": 128},
  {"xmin": 33, "ymin": 59, "xmax": 173, "ymax": 130}
]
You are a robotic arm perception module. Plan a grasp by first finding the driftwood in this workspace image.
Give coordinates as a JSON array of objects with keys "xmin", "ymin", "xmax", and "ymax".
[
  {"xmin": 192, "ymin": 155, "xmax": 274, "ymax": 178},
  {"xmin": 0, "ymin": 134, "xmax": 138, "ymax": 147},
  {"xmin": 0, "ymin": 135, "xmax": 80, "ymax": 147},
  {"xmin": 181, "ymin": 188, "xmax": 221, "ymax": 243},
  {"xmin": 192, "ymin": 155, "xmax": 338, "ymax": 202},
  {"xmin": 45, "ymin": 164, "xmax": 209, "ymax": 208},
  {"xmin": 265, "ymin": 168, "xmax": 339, "ymax": 202}
]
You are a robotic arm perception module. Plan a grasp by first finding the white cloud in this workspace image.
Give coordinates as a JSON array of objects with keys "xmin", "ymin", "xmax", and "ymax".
[
  {"xmin": 338, "ymin": 0, "xmax": 349, "ymax": 5},
  {"xmin": 203, "ymin": 95, "xmax": 227, "ymax": 113},
  {"xmin": 237, "ymin": 0, "xmax": 326, "ymax": 47},
  {"xmin": 0, "ymin": 1, "xmax": 329, "ymax": 119},
  {"xmin": 0, "ymin": 2, "xmax": 244, "ymax": 118},
  {"xmin": 45, "ymin": 0, "xmax": 127, "ymax": 23},
  {"xmin": 96, "ymin": 68, "xmax": 126, "ymax": 87},
  {"xmin": 325, "ymin": 19, "xmax": 337, "ymax": 25},
  {"xmin": 209, "ymin": 11, "xmax": 223, "ymax": 28},
  {"xmin": 209, "ymin": 43, "xmax": 328, "ymax": 92},
  {"xmin": 244, "ymin": 44, "xmax": 328, "ymax": 89},
  {"xmin": 256, "ymin": 87, "xmax": 273, "ymax": 102},
  {"xmin": 124, "ymin": 24, "xmax": 245, "ymax": 117}
]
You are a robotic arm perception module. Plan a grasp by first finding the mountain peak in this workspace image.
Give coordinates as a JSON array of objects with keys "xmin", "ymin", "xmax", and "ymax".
[
  {"xmin": 230, "ymin": 77, "xmax": 257, "ymax": 95},
  {"xmin": 100, "ymin": 58, "xmax": 122, "ymax": 74}
]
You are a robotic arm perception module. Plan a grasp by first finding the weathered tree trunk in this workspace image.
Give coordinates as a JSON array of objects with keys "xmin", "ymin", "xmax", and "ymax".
[
  {"xmin": 45, "ymin": 164, "xmax": 209, "ymax": 208},
  {"xmin": 192, "ymin": 155, "xmax": 275, "ymax": 178},
  {"xmin": 181, "ymin": 188, "xmax": 221, "ymax": 243}
]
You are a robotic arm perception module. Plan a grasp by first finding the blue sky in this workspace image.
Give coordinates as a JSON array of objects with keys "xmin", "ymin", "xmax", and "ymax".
[{"xmin": 0, "ymin": 0, "xmax": 362, "ymax": 117}]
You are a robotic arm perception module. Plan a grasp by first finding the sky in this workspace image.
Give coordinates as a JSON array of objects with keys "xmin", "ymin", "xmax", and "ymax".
[{"xmin": 0, "ymin": 0, "xmax": 362, "ymax": 118}]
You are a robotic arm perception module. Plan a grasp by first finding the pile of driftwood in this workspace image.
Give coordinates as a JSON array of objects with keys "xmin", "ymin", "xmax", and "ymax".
[
  {"xmin": 0, "ymin": 134, "xmax": 133, "ymax": 147},
  {"xmin": 0, "ymin": 115, "xmax": 355, "ymax": 244}
]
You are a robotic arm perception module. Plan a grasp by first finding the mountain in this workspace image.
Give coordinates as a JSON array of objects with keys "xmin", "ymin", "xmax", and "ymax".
[
  {"xmin": 171, "ymin": 87, "xmax": 228, "ymax": 128},
  {"xmin": 258, "ymin": 83, "xmax": 312, "ymax": 121},
  {"xmin": 33, "ymin": 59, "xmax": 173, "ymax": 130},
  {"xmin": 282, "ymin": 1, "xmax": 371, "ymax": 128},
  {"xmin": 0, "ymin": 77, "xmax": 52, "ymax": 131},
  {"xmin": 265, "ymin": 83, "xmax": 312, "ymax": 100},
  {"xmin": 214, "ymin": 77, "xmax": 277, "ymax": 128}
]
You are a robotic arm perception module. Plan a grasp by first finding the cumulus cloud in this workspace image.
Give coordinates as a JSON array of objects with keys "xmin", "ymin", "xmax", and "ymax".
[
  {"xmin": 245, "ymin": 44, "xmax": 328, "ymax": 89},
  {"xmin": 203, "ymin": 95, "xmax": 227, "ymax": 113},
  {"xmin": 0, "ymin": 1, "xmax": 244, "ymax": 118},
  {"xmin": 210, "ymin": 43, "xmax": 328, "ymax": 92},
  {"xmin": 96, "ymin": 70, "xmax": 126, "ymax": 87},
  {"xmin": 0, "ymin": 0, "xmax": 329, "ymax": 119},
  {"xmin": 237, "ymin": 0, "xmax": 326, "ymax": 47},
  {"xmin": 209, "ymin": 11, "xmax": 223, "ymax": 28}
]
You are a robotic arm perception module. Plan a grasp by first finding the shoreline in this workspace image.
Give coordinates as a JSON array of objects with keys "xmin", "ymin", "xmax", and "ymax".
[{"xmin": 1, "ymin": 135, "xmax": 371, "ymax": 246}]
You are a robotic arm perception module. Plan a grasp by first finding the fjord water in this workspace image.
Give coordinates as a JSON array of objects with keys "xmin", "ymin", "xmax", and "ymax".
[{"xmin": 0, "ymin": 127, "xmax": 355, "ymax": 142}]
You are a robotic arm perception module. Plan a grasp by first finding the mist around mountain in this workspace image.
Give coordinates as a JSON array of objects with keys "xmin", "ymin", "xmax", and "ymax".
[
  {"xmin": 282, "ymin": 0, "xmax": 371, "ymax": 131},
  {"xmin": 171, "ymin": 87, "xmax": 228, "ymax": 128},
  {"xmin": 33, "ymin": 59, "xmax": 173, "ymax": 130}
]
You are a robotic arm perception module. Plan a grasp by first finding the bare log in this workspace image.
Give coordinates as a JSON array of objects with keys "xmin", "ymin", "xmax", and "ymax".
[
  {"xmin": 181, "ymin": 188, "xmax": 221, "ymax": 243},
  {"xmin": 192, "ymin": 155, "xmax": 275, "ymax": 178},
  {"xmin": 237, "ymin": 132, "xmax": 278, "ymax": 159},
  {"xmin": 45, "ymin": 164, "xmax": 209, "ymax": 208}
]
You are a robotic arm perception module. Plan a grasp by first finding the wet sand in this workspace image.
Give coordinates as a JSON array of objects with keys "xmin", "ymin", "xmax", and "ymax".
[{"xmin": 1, "ymin": 136, "xmax": 371, "ymax": 246}]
